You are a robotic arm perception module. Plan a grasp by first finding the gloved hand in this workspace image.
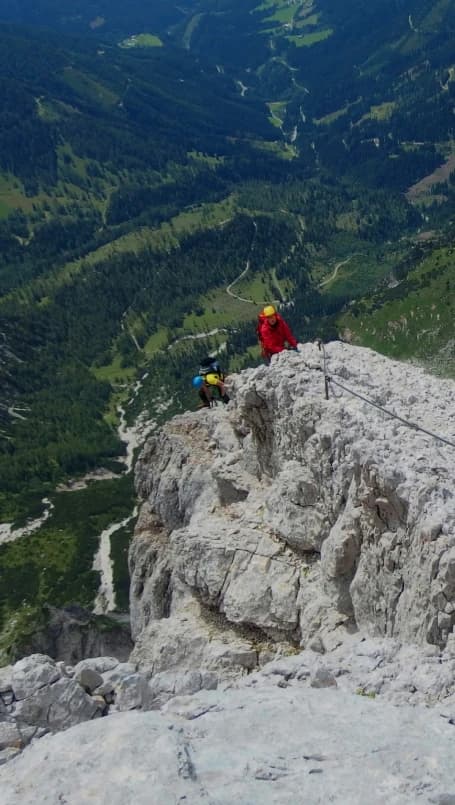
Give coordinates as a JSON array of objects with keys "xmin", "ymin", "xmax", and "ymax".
[{"xmin": 221, "ymin": 394, "xmax": 230, "ymax": 404}]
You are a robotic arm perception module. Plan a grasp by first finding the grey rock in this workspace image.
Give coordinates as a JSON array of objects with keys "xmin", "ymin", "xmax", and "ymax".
[
  {"xmin": 17, "ymin": 725, "xmax": 40, "ymax": 746},
  {"xmin": 308, "ymin": 636, "xmax": 326, "ymax": 654},
  {"xmin": 90, "ymin": 695, "xmax": 109, "ymax": 715},
  {"xmin": 55, "ymin": 661, "xmax": 73, "ymax": 678},
  {"xmin": 0, "ymin": 747, "xmax": 20, "ymax": 766},
  {"xmin": 103, "ymin": 662, "xmax": 137, "ymax": 684},
  {"xmin": 12, "ymin": 655, "xmax": 60, "ymax": 700},
  {"xmin": 2, "ymin": 342, "xmax": 454, "ymax": 781},
  {"xmin": 0, "ymin": 722, "xmax": 22, "ymax": 750},
  {"xmin": 0, "ymin": 666, "xmax": 13, "ymax": 694},
  {"xmin": 129, "ymin": 343, "xmax": 455, "ymax": 692},
  {"xmin": 93, "ymin": 680, "xmax": 115, "ymax": 697},
  {"xmin": 47, "ymin": 679, "xmax": 103, "ymax": 730},
  {"xmin": 73, "ymin": 657, "xmax": 119, "ymax": 675},
  {"xmin": 3, "ymin": 343, "xmax": 455, "ymax": 779},
  {"xmin": 74, "ymin": 667, "xmax": 103, "ymax": 693},
  {"xmin": 147, "ymin": 670, "xmax": 218, "ymax": 710},
  {"xmin": 174, "ymin": 671, "xmax": 205, "ymax": 697},
  {"xmin": 17, "ymin": 606, "xmax": 132, "ymax": 666},
  {"xmin": 310, "ymin": 666, "xmax": 338, "ymax": 689},
  {"xmin": 2, "ymin": 679, "xmax": 455, "ymax": 804},
  {"xmin": 13, "ymin": 677, "xmax": 100, "ymax": 731},
  {"xmin": 114, "ymin": 674, "xmax": 152, "ymax": 712},
  {"xmin": 130, "ymin": 595, "xmax": 267, "ymax": 687},
  {"xmin": 1, "ymin": 691, "xmax": 14, "ymax": 707}
]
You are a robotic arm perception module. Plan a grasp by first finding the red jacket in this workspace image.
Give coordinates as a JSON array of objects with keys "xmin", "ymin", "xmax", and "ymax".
[{"xmin": 257, "ymin": 313, "xmax": 297, "ymax": 358}]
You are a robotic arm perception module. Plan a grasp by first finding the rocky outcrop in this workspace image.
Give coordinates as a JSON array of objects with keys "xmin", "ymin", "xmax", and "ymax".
[
  {"xmin": 1, "ymin": 342, "xmax": 455, "ymax": 790},
  {"xmin": 0, "ymin": 653, "xmax": 155, "ymax": 765},
  {"xmin": 131, "ymin": 342, "xmax": 455, "ymax": 685},
  {"xmin": 16, "ymin": 605, "xmax": 133, "ymax": 666},
  {"xmin": 3, "ymin": 640, "xmax": 455, "ymax": 804}
]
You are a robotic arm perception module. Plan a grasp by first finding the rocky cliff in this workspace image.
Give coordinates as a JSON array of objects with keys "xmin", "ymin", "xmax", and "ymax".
[
  {"xmin": 1, "ymin": 342, "xmax": 455, "ymax": 800},
  {"xmin": 130, "ymin": 342, "xmax": 455, "ymax": 690}
]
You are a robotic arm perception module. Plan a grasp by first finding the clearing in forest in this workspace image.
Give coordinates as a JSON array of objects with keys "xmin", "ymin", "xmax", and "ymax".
[{"xmin": 406, "ymin": 153, "xmax": 455, "ymax": 203}]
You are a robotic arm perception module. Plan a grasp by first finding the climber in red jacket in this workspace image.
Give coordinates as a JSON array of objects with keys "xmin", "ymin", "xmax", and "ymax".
[{"xmin": 257, "ymin": 305, "xmax": 298, "ymax": 362}]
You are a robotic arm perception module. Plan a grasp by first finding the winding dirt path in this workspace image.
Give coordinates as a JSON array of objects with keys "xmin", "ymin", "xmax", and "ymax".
[
  {"xmin": 92, "ymin": 383, "xmax": 156, "ymax": 614},
  {"xmin": 319, "ymin": 254, "xmax": 355, "ymax": 288},
  {"xmin": 168, "ymin": 328, "xmax": 229, "ymax": 350},
  {"xmin": 93, "ymin": 505, "xmax": 138, "ymax": 614},
  {"xmin": 0, "ymin": 497, "xmax": 55, "ymax": 546},
  {"xmin": 226, "ymin": 221, "xmax": 258, "ymax": 303}
]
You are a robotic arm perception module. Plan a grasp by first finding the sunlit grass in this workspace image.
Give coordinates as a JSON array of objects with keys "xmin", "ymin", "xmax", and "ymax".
[
  {"xmin": 267, "ymin": 101, "xmax": 286, "ymax": 128},
  {"xmin": 264, "ymin": 4, "xmax": 296, "ymax": 24},
  {"xmin": 0, "ymin": 173, "xmax": 36, "ymax": 213},
  {"xmin": 338, "ymin": 246, "xmax": 455, "ymax": 374},
  {"xmin": 92, "ymin": 354, "xmax": 136, "ymax": 385},
  {"xmin": 314, "ymin": 101, "xmax": 357, "ymax": 126},
  {"xmin": 295, "ymin": 13, "xmax": 320, "ymax": 28},
  {"xmin": 252, "ymin": 139, "xmax": 297, "ymax": 160},
  {"xmin": 0, "ymin": 200, "xmax": 10, "ymax": 219},
  {"xmin": 120, "ymin": 33, "xmax": 163, "ymax": 48},
  {"xmin": 62, "ymin": 67, "xmax": 119, "ymax": 107},
  {"xmin": 288, "ymin": 28, "xmax": 333, "ymax": 46},
  {"xmin": 9, "ymin": 195, "xmax": 237, "ymax": 303},
  {"xmin": 143, "ymin": 327, "xmax": 171, "ymax": 357},
  {"xmin": 358, "ymin": 102, "xmax": 396, "ymax": 124}
]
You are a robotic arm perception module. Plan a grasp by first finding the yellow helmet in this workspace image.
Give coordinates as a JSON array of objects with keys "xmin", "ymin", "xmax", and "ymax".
[{"xmin": 262, "ymin": 305, "xmax": 276, "ymax": 317}]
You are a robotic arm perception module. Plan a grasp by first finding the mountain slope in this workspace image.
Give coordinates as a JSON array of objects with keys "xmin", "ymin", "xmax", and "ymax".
[
  {"xmin": 2, "ymin": 342, "xmax": 455, "ymax": 792},
  {"xmin": 339, "ymin": 231, "xmax": 455, "ymax": 376},
  {"xmin": 0, "ymin": 23, "xmax": 280, "ymax": 521},
  {"xmin": 0, "ymin": 1, "xmax": 186, "ymax": 35},
  {"xmin": 1, "ymin": 6, "xmax": 454, "ymax": 659},
  {"xmin": 0, "ymin": 20, "xmax": 426, "ymax": 524}
]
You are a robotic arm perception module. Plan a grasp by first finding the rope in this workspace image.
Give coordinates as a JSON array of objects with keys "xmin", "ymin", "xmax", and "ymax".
[{"xmin": 317, "ymin": 341, "xmax": 455, "ymax": 450}]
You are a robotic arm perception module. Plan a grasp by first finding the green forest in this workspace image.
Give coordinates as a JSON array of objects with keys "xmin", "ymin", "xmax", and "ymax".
[{"xmin": 0, "ymin": 2, "xmax": 454, "ymax": 662}]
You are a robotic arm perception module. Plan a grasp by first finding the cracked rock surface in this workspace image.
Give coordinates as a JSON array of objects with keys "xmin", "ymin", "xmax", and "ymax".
[
  {"xmin": 2, "ymin": 342, "xmax": 455, "ymax": 793},
  {"xmin": 131, "ymin": 342, "xmax": 455, "ymax": 684},
  {"xmin": 0, "ymin": 653, "xmax": 154, "ymax": 765},
  {"xmin": 2, "ymin": 652, "xmax": 455, "ymax": 804}
]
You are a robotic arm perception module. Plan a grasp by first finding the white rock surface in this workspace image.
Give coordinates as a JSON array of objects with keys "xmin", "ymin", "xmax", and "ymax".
[
  {"xmin": 130, "ymin": 343, "xmax": 455, "ymax": 686},
  {"xmin": 2, "ymin": 665, "xmax": 455, "ymax": 804},
  {"xmin": 0, "ymin": 654, "xmax": 156, "ymax": 757},
  {"xmin": 2, "ymin": 342, "xmax": 455, "ymax": 793},
  {"xmin": 12, "ymin": 655, "xmax": 60, "ymax": 701}
]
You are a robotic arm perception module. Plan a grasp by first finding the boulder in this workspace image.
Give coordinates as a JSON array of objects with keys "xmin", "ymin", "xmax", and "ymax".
[
  {"xmin": 114, "ymin": 674, "xmax": 152, "ymax": 712},
  {"xmin": 12, "ymin": 655, "xmax": 60, "ymax": 701},
  {"xmin": 74, "ymin": 667, "xmax": 103, "ymax": 694},
  {"xmin": 13, "ymin": 677, "xmax": 100, "ymax": 731}
]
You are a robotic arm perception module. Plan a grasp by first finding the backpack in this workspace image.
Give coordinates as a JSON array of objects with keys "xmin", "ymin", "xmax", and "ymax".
[{"xmin": 199, "ymin": 355, "xmax": 223, "ymax": 380}]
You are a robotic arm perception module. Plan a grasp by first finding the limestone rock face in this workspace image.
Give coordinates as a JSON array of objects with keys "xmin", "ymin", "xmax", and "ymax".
[
  {"xmin": 131, "ymin": 342, "xmax": 455, "ymax": 682},
  {"xmin": 18, "ymin": 605, "xmax": 133, "ymax": 666},
  {"xmin": 1, "ymin": 342, "xmax": 455, "ymax": 785},
  {"xmin": 0, "ymin": 653, "xmax": 154, "ymax": 764},
  {"xmin": 2, "ymin": 656, "xmax": 455, "ymax": 804}
]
